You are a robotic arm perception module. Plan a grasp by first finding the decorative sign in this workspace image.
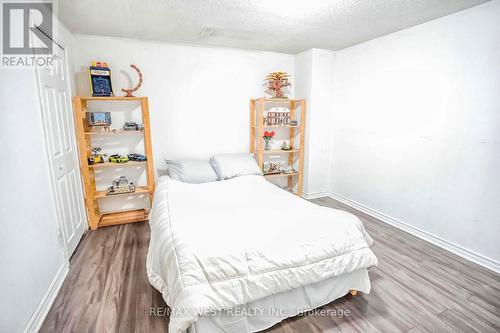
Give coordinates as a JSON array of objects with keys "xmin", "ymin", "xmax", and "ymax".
[{"xmin": 89, "ymin": 61, "xmax": 113, "ymax": 96}]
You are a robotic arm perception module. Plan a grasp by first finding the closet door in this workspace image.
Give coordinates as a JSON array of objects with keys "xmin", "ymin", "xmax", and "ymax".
[{"xmin": 36, "ymin": 43, "xmax": 86, "ymax": 258}]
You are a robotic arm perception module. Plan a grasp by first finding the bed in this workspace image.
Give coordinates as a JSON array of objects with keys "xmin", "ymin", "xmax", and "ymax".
[{"xmin": 147, "ymin": 174, "xmax": 378, "ymax": 333}]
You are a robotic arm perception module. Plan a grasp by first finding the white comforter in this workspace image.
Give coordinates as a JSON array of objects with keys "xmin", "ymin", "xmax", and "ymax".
[{"xmin": 147, "ymin": 175, "xmax": 378, "ymax": 333}]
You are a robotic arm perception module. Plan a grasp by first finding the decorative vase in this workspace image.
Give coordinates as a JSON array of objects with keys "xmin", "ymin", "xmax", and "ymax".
[{"xmin": 264, "ymin": 139, "xmax": 271, "ymax": 151}]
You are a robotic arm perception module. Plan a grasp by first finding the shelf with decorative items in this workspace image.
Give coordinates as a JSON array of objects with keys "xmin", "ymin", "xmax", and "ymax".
[
  {"xmin": 84, "ymin": 129, "xmax": 144, "ymax": 136},
  {"xmin": 263, "ymin": 149, "xmax": 300, "ymax": 154},
  {"xmin": 250, "ymin": 97, "xmax": 306, "ymax": 196},
  {"xmin": 73, "ymin": 96, "xmax": 155, "ymax": 230},
  {"xmin": 89, "ymin": 161, "xmax": 148, "ymax": 169},
  {"xmin": 263, "ymin": 172, "xmax": 300, "ymax": 178}
]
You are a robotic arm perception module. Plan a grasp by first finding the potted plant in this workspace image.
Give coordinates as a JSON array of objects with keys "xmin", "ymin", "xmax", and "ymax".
[{"xmin": 263, "ymin": 131, "xmax": 275, "ymax": 151}]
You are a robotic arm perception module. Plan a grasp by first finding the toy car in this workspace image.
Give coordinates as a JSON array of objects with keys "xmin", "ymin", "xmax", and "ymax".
[
  {"xmin": 123, "ymin": 122, "xmax": 139, "ymax": 131},
  {"xmin": 88, "ymin": 147, "xmax": 106, "ymax": 165},
  {"xmin": 127, "ymin": 153, "xmax": 147, "ymax": 162},
  {"xmin": 106, "ymin": 176, "xmax": 135, "ymax": 195},
  {"xmin": 108, "ymin": 154, "xmax": 129, "ymax": 163},
  {"xmin": 122, "ymin": 122, "xmax": 145, "ymax": 131}
]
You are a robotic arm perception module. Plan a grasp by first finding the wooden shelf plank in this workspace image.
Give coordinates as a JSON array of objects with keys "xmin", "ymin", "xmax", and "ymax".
[
  {"xmin": 85, "ymin": 130, "xmax": 144, "ymax": 136},
  {"xmin": 252, "ymin": 125, "xmax": 299, "ymax": 128},
  {"xmin": 264, "ymin": 172, "xmax": 298, "ymax": 178},
  {"xmin": 89, "ymin": 161, "xmax": 147, "ymax": 169},
  {"xmin": 98, "ymin": 209, "xmax": 147, "ymax": 227},
  {"xmin": 79, "ymin": 96, "xmax": 144, "ymax": 101},
  {"xmin": 251, "ymin": 98, "xmax": 305, "ymax": 103},
  {"xmin": 94, "ymin": 186, "xmax": 150, "ymax": 199},
  {"xmin": 263, "ymin": 149, "xmax": 299, "ymax": 154}
]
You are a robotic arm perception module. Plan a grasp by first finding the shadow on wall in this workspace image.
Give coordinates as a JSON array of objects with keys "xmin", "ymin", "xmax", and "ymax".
[{"xmin": 75, "ymin": 68, "xmax": 90, "ymax": 96}]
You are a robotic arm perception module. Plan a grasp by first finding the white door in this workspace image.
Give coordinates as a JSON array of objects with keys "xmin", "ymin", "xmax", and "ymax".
[{"xmin": 36, "ymin": 44, "xmax": 86, "ymax": 258}]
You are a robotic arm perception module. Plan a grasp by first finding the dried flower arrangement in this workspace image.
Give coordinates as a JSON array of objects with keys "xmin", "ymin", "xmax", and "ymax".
[{"xmin": 265, "ymin": 71, "xmax": 291, "ymax": 99}]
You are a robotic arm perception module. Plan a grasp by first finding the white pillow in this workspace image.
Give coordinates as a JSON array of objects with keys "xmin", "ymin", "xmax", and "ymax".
[
  {"xmin": 166, "ymin": 159, "xmax": 218, "ymax": 183},
  {"xmin": 210, "ymin": 153, "xmax": 263, "ymax": 180}
]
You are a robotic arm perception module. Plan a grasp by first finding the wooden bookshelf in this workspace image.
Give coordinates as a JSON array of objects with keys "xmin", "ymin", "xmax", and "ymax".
[
  {"xmin": 250, "ymin": 98, "xmax": 306, "ymax": 196},
  {"xmin": 73, "ymin": 96, "xmax": 155, "ymax": 230}
]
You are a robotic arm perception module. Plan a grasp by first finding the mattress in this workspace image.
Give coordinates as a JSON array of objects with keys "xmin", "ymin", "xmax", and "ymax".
[
  {"xmin": 147, "ymin": 175, "xmax": 378, "ymax": 333},
  {"xmin": 189, "ymin": 268, "xmax": 370, "ymax": 333}
]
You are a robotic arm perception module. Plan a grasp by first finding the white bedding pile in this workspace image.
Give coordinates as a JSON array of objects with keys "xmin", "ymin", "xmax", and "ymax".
[{"xmin": 147, "ymin": 175, "xmax": 378, "ymax": 333}]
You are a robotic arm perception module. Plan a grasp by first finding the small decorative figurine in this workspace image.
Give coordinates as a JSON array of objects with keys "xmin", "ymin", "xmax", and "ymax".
[
  {"xmin": 281, "ymin": 141, "xmax": 293, "ymax": 151},
  {"xmin": 265, "ymin": 71, "xmax": 291, "ymax": 99},
  {"xmin": 88, "ymin": 147, "xmax": 106, "ymax": 165},
  {"xmin": 263, "ymin": 130, "xmax": 275, "ymax": 151},
  {"xmin": 122, "ymin": 64, "xmax": 143, "ymax": 97},
  {"xmin": 106, "ymin": 176, "xmax": 136, "ymax": 195},
  {"xmin": 266, "ymin": 162, "xmax": 282, "ymax": 174}
]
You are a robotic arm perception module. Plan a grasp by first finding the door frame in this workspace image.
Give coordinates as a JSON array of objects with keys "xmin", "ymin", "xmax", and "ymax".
[{"xmin": 34, "ymin": 36, "xmax": 88, "ymax": 261}]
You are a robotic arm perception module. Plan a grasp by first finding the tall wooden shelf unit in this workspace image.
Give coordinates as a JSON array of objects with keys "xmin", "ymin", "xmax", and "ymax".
[
  {"xmin": 250, "ymin": 98, "xmax": 306, "ymax": 196},
  {"xmin": 73, "ymin": 96, "xmax": 155, "ymax": 230}
]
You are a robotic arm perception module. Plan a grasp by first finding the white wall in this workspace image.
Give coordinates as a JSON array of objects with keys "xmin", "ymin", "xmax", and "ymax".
[
  {"xmin": 295, "ymin": 49, "xmax": 335, "ymax": 196},
  {"xmin": 0, "ymin": 21, "xmax": 76, "ymax": 333},
  {"xmin": 71, "ymin": 36, "xmax": 295, "ymax": 175},
  {"xmin": 330, "ymin": 0, "xmax": 500, "ymax": 270}
]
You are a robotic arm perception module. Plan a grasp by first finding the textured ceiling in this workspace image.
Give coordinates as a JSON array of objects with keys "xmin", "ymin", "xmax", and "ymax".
[{"xmin": 58, "ymin": 0, "xmax": 489, "ymax": 54}]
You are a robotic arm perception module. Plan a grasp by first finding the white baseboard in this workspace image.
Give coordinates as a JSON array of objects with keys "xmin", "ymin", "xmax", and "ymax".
[
  {"xmin": 307, "ymin": 191, "xmax": 500, "ymax": 275},
  {"xmin": 302, "ymin": 191, "xmax": 332, "ymax": 200},
  {"xmin": 23, "ymin": 262, "xmax": 69, "ymax": 333}
]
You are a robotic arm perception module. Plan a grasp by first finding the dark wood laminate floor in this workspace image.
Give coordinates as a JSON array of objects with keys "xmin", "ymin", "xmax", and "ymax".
[{"xmin": 41, "ymin": 197, "xmax": 500, "ymax": 333}]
